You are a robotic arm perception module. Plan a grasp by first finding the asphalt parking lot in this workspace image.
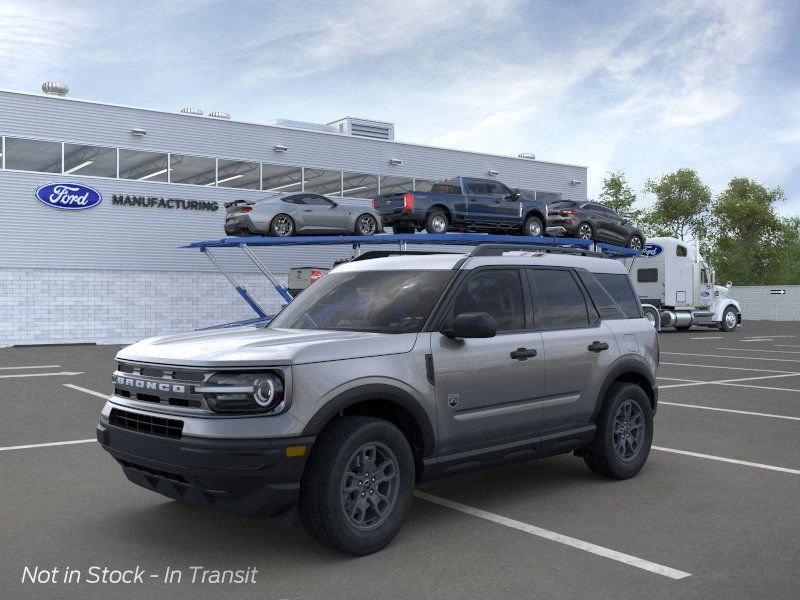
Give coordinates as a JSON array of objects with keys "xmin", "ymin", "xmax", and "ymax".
[{"xmin": 1, "ymin": 321, "xmax": 799, "ymax": 600}]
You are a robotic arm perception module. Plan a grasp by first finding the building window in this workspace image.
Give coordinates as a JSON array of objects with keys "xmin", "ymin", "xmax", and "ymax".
[
  {"xmin": 4, "ymin": 137, "xmax": 61, "ymax": 173},
  {"xmin": 379, "ymin": 175, "xmax": 413, "ymax": 195},
  {"xmin": 217, "ymin": 159, "xmax": 260, "ymax": 189},
  {"xmin": 262, "ymin": 164, "xmax": 302, "ymax": 192},
  {"xmin": 304, "ymin": 168, "xmax": 342, "ymax": 196},
  {"xmin": 119, "ymin": 149, "xmax": 169, "ymax": 182},
  {"xmin": 63, "ymin": 144, "xmax": 117, "ymax": 177},
  {"xmin": 170, "ymin": 154, "xmax": 216, "ymax": 186},
  {"xmin": 341, "ymin": 172, "xmax": 379, "ymax": 198},
  {"xmin": 413, "ymin": 178, "xmax": 436, "ymax": 192}
]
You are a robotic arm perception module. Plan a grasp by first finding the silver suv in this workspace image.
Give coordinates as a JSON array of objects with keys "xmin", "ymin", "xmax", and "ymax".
[{"xmin": 97, "ymin": 246, "xmax": 658, "ymax": 555}]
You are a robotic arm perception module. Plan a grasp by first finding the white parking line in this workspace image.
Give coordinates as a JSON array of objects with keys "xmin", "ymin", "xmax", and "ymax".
[
  {"xmin": 0, "ymin": 364, "xmax": 61, "ymax": 371},
  {"xmin": 653, "ymin": 446, "xmax": 800, "ymax": 476},
  {"xmin": 659, "ymin": 401, "xmax": 800, "ymax": 421},
  {"xmin": 0, "ymin": 439, "xmax": 96, "ymax": 453},
  {"xmin": 690, "ymin": 336, "xmax": 724, "ymax": 340},
  {"xmin": 715, "ymin": 347, "xmax": 800, "ymax": 355},
  {"xmin": 660, "ymin": 362, "xmax": 798, "ymax": 374},
  {"xmin": 661, "ymin": 352, "xmax": 800, "ymax": 363},
  {"xmin": 415, "ymin": 491, "xmax": 691, "ymax": 579},
  {"xmin": 658, "ymin": 372, "xmax": 800, "ymax": 389},
  {"xmin": 739, "ymin": 338, "xmax": 773, "ymax": 342},
  {"xmin": 719, "ymin": 382, "xmax": 800, "ymax": 394},
  {"xmin": 0, "ymin": 371, "xmax": 85, "ymax": 379},
  {"xmin": 63, "ymin": 383, "xmax": 108, "ymax": 399}
]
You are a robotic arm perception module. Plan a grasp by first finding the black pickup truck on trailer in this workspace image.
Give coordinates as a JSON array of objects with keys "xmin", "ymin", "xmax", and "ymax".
[{"xmin": 372, "ymin": 177, "xmax": 559, "ymax": 236}]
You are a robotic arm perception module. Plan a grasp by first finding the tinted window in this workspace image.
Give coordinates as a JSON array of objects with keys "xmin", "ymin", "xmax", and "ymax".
[
  {"xmin": 450, "ymin": 269, "xmax": 524, "ymax": 332},
  {"xmin": 269, "ymin": 270, "xmax": 452, "ymax": 334},
  {"xmin": 466, "ymin": 180, "xmax": 491, "ymax": 195},
  {"xmin": 431, "ymin": 180, "xmax": 462, "ymax": 195},
  {"xmin": 262, "ymin": 164, "xmax": 302, "ymax": 193},
  {"xmin": 119, "ymin": 149, "xmax": 168, "ymax": 182},
  {"xmin": 64, "ymin": 144, "xmax": 117, "ymax": 177},
  {"xmin": 304, "ymin": 168, "xmax": 342, "ymax": 196},
  {"xmin": 529, "ymin": 269, "xmax": 590, "ymax": 329},
  {"xmin": 637, "ymin": 268, "xmax": 658, "ymax": 283},
  {"xmin": 217, "ymin": 159, "xmax": 260, "ymax": 189},
  {"xmin": 414, "ymin": 178, "xmax": 436, "ymax": 192},
  {"xmin": 304, "ymin": 195, "xmax": 334, "ymax": 206},
  {"xmin": 580, "ymin": 272, "xmax": 641, "ymax": 319},
  {"xmin": 342, "ymin": 172, "xmax": 379, "ymax": 198},
  {"xmin": 5, "ymin": 137, "xmax": 61, "ymax": 173},
  {"xmin": 282, "ymin": 195, "xmax": 305, "ymax": 205},
  {"xmin": 170, "ymin": 154, "xmax": 215, "ymax": 186},
  {"xmin": 676, "ymin": 245, "xmax": 688, "ymax": 257},
  {"xmin": 380, "ymin": 175, "xmax": 413, "ymax": 195},
  {"xmin": 485, "ymin": 181, "xmax": 511, "ymax": 196}
]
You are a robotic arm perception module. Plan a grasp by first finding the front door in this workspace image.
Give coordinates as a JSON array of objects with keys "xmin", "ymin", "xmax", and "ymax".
[
  {"xmin": 301, "ymin": 195, "xmax": 350, "ymax": 232},
  {"xmin": 431, "ymin": 268, "xmax": 545, "ymax": 454},
  {"xmin": 526, "ymin": 268, "xmax": 620, "ymax": 433}
]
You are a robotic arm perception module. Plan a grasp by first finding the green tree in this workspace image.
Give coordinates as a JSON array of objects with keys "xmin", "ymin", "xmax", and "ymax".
[
  {"xmin": 598, "ymin": 171, "xmax": 641, "ymax": 220},
  {"xmin": 642, "ymin": 169, "xmax": 711, "ymax": 241},
  {"xmin": 707, "ymin": 177, "xmax": 785, "ymax": 285}
]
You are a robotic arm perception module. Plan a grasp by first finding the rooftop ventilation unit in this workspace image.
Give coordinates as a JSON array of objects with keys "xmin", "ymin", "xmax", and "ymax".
[
  {"xmin": 208, "ymin": 111, "xmax": 231, "ymax": 119},
  {"xmin": 269, "ymin": 119, "xmax": 337, "ymax": 134},
  {"xmin": 328, "ymin": 117, "xmax": 395, "ymax": 141},
  {"xmin": 42, "ymin": 82, "xmax": 69, "ymax": 96},
  {"xmin": 518, "ymin": 152, "xmax": 536, "ymax": 160},
  {"xmin": 180, "ymin": 106, "xmax": 203, "ymax": 116}
]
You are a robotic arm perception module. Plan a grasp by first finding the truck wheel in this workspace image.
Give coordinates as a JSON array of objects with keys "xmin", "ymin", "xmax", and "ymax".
[
  {"xmin": 583, "ymin": 383, "xmax": 653, "ymax": 480},
  {"xmin": 425, "ymin": 210, "xmax": 449, "ymax": 234},
  {"xmin": 720, "ymin": 306, "xmax": 738, "ymax": 332},
  {"xmin": 354, "ymin": 214, "xmax": 379, "ymax": 236},
  {"xmin": 298, "ymin": 416, "xmax": 415, "ymax": 556},
  {"xmin": 269, "ymin": 214, "xmax": 295, "ymax": 237},
  {"xmin": 522, "ymin": 215, "xmax": 543, "ymax": 237}
]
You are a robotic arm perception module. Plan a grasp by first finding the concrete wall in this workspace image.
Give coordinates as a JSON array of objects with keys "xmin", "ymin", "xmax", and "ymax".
[
  {"xmin": 1, "ymin": 268, "xmax": 288, "ymax": 346},
  {"xmin": 730, "ymin": 286, "xmax": 800, "ymax": 322}
]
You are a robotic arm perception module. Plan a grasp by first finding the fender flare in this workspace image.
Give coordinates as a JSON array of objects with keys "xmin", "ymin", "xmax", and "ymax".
[
  {"xmin": 591, "ymin": 356, "xmax": 658, "ymax": 421},
  {"xmin": 301, "ymin": 383, "xmax": 436, "ymax": 458},
  {"xmin": 713, "ymin": 299, "xmax": 742, "ymax": 322}
]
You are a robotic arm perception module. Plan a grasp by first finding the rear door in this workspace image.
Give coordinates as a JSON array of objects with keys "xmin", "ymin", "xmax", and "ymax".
[
  {"xmin": 431, "ymin": 267, "xmax": 544, "ymax": 454},
  {"xmin": 463, "ymin": 179, "xmax": 495, "ymax": 226},
  {"xmin": 526, "ymin": 268, "xmax": 620, "ymax": 434}
]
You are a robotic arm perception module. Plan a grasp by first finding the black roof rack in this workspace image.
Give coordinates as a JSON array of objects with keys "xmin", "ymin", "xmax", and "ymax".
[{"xmin": 468, "ymin": 243, "xmax": 605, "ymax": 258}]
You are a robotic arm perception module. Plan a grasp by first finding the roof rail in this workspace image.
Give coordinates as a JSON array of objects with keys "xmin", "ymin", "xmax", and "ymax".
[{"xmin": 468, "ymin": 243, "xmax": 604, "ymax": 258}]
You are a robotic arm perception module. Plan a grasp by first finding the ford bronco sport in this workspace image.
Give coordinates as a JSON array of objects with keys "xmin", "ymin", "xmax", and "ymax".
[{"xmin": 97, "ymin": 245, "xmax": 658, "ymax": 555}]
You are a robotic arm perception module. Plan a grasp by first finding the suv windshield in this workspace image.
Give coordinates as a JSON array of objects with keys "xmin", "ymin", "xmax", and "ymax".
[{"xmin": 268, "ymin": 270, "xmax": 453, "ymax": 333}]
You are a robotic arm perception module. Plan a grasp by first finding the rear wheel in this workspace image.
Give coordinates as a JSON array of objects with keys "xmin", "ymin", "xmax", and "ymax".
[
  {"xmin": 584, "ymin": 383, "xmax": 653, "ymax": 479},
  {"xmin": 577, "ymin": 222, "xmax": 593, "ymax": 240},
  {"xmin": 425, "ymin": 210, "xmax": 449, "ymax": 234},
  {"xmin": 298, "ymin": 416, "xmax": 415, "ymax": 556},
  {"xmin": 269, "ymin": 214, "xmax": 295, "ymax": 237},
  {"xmin": 522, "ymin": 215, "xmax": 543, "ymax": 237},
  {"xmin": 355, "ymin": 214, "xmax": 379, "ymax": 236},
  {"xmin": 720, "ymin": 306, "xmax": 738, "ymax": 332}
]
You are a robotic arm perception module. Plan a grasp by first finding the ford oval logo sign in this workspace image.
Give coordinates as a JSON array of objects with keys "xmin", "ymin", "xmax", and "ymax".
[
  {"xmin": 641, "ymin": 243, "xmax": 663, "ymax": 257},
  {"xmin": 35, "ymin": 183, "xmax": 102, "ymax": 210}
]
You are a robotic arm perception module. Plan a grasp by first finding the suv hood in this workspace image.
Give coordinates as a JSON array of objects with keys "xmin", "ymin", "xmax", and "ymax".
[{"xmin": 116, "ymin": 326, "xmax": 417, "ymax": 367}]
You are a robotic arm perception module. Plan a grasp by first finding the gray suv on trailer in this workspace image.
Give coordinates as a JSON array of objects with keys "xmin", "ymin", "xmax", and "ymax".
[{"xmin": 97, "ymin": 246, "xmax": 658, "ymax": 555}]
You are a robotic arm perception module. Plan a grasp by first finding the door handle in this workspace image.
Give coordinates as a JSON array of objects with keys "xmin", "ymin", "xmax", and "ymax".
[
  {"xmin": 588, "ymin": 341, "xmax": 609, "ymax": 353},
  {"xmin": 510, "ymin": 347, "xmax": 538, "ymax": 361},
  {"xmin": 303, "ymin": 209, "xmax": 313, "ymax": 212}
]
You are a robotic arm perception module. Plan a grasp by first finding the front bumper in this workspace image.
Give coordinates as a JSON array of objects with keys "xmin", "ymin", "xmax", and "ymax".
[{"xmin": 97, "ymin": 419, "xmax": 314, "ymax": 518}]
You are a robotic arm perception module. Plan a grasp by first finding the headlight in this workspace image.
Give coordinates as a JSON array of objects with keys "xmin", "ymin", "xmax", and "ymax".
[{"xmin": 197, "ymin": 372, "xmax": 286, "ymax": 414}]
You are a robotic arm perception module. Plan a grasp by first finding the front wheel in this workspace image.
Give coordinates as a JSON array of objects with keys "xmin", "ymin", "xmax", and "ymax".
[
  {"xmin": 627, "ymin": 235, "xmax": 644, "ymax": 250},
  {"xmin": 720, "ymin": 306, "xmax": 738, "ymax": 332},
  {"xmin": 577, "ymin": 222, "xmax": 593, "ymax": 240},
  {"xmin": 298, "ymin": 416, "xmax": 415, "ymax": 556},
  {"xmin": 583, "ymin": 383, "xmax": 653, "ymax": 480},
  {"xmin": 269, "ymin": 214, "xmax": 295, "ymax": 237},
  {"xmin": 522, "ymin": 215, "xmax": 543, "ymax": 237},
  {"xmin": 355, "ymin": 214, "xmax": 379, "ymax": 236}
]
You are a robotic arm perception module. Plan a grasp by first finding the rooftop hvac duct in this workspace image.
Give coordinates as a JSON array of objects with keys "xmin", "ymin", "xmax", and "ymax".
[
  {"xmin": 180, "ymin": 106, "xmax": 203, "ymax": 116},
  {"xmin": 518, "ymin": 152, "xmax": 536, "ymax": 160},
  {"xmin": 208, "ymin": 111, "xmax": 231, "ymax": 119},
  {"xmin": 328, "ymin": 117, "xmax": 395, "ymax": 141},
  {"xmin": 42, "ymin": 82, "xmax": 69, "ymax": 96}
]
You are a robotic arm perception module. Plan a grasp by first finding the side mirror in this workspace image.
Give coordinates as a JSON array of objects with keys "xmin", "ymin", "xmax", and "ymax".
[
  {"xmin": 441, "ymin": 312, "xmax": 497, "ymax": 339},
  {"xmin": 505, "ymin": 189, "xmax": 521, "ymax": 201},
  {"xmin": 329, "ymin": 201, "xmax": 338, "ymax": 208}
]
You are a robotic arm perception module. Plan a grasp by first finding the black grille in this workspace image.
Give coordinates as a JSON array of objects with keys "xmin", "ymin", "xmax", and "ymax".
[{"xmin": 109, "ymin": 408, "xmax": 183, "ymax": 439}]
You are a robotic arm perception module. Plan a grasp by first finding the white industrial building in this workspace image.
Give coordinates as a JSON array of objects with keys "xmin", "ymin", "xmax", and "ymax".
[{"xmin": 0, "ymin": 84, "xmax": 589, "ymax": 345}]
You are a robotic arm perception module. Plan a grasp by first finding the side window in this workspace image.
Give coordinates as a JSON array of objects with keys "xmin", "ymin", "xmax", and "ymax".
[
  {"xmin": 430, "ymin": 180, "xmax": 462, "ymax": 194},
  {"xmin": 528, "ymin": 269, "xmax": 590, "ymax": 330},
  {"xmin": 486, "ymin": 181, "xmax": 510, "ymax": 197},
  {"xmin": 466, "ymin": 180, "xmax": 490, "ymax": 195},
  {"xmin": 701, "ymin": 269, "xmax": 709, "ymax": 284},
  {"xmin": 282, "ymin": 195, "xmax": 305, "ymax": 205},
  {"xmin": 449, "ymin": 269, "xmax": 525, "ymax": 332},
  {"xmin": 585, "ymin": 272, "xmax": 642, "ymax": 319},
  {"xmin": 304, "ymin": 195, "xmax": 333, "ymax": 206},
  {"xmin": 637, "ymin": 268, "xmax": 658, "ymax": 283},
  {"xmin": 676, "ymin": 245, "xmax": 688, "ymax": 257}
]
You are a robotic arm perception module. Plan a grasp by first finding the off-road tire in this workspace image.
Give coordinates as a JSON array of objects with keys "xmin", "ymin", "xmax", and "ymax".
[
  {"xmin": 298, "ymin": 416, "xmax": 415, "ymax": 556},
  {"xmin": 583, "ymin": 383, "xmax": 653, "ymax": 480},
  {"xmin": 425, "ymin": 210, "xmax": 449, "ymax": 234}
]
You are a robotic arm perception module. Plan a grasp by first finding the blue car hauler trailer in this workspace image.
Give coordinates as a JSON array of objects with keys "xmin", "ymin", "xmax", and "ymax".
[{"xmin": 183, "ymin": 233, "xmax": 640, "ymax": 325}]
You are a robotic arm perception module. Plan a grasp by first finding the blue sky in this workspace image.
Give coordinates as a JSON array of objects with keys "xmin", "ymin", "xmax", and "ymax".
[{"xmin": 2, "ymin": 0, "xmax": 799, "ymax": 212}]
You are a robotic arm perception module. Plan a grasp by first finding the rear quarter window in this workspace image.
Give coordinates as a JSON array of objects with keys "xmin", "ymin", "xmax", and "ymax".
[
  {"xmin": 579, "ymin": 272, "xmax": 642, "ymax": 319},
  {"xmin": 431, "ymin": 181, "xmax": 462, "ymax": 194}
]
